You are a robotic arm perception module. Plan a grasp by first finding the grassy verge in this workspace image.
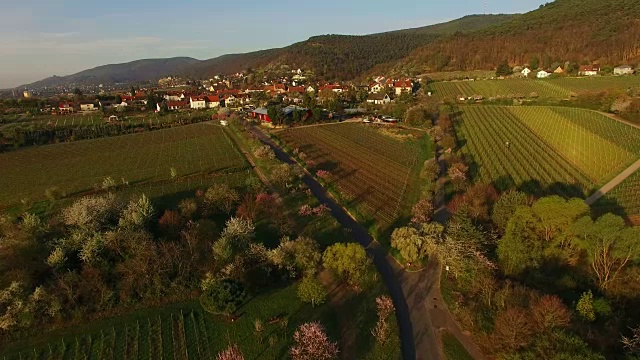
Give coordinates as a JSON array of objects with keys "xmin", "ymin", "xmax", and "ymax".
[{"xmin": 442, "ymin": 332, "xmax": 474, "ymax": 360}]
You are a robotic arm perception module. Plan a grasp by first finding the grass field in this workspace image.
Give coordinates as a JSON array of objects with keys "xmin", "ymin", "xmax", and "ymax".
[
  {"xmin": 455, "ymin": 106, "xmax": 640, "ymax": 197},
  {"xmin": 596, "ymin": 169, "xmax": 640, "ymax": 223},
  {"xmin": 430, "ymin": 76, "xmax": 640, "ymax": 100},
  {"xmin": 0, "ymin": 123, "xmax": 250, "ymax": 207},
  {"xmin": 0, "ymin": 285, "xmax": 338, "ymax": 360},
  {"xmin": 277, "ymin": 123, "xmax": 431, "ymax": 233}
]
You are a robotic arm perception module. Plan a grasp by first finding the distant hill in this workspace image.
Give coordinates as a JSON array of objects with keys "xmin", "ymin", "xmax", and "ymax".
[
  {"xmin": 21, "ymin": 14, "xmax": 515, "ymax": 88},
  {"xmin": 183, "ymin": 14, "xmax": 517, "ymax": 81},
  {"xmin": 389, "ymin": 0, "xmax": 640, "ymax": 74},
  {"xmin": 24, "ymin": 57, "xmax": 201, "ymax": 88}
]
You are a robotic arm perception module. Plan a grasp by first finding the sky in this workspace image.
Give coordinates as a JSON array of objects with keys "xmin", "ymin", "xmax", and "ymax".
[{"xmin": 1, "ymin": 0, "xmax": 547, "ymax": 88}]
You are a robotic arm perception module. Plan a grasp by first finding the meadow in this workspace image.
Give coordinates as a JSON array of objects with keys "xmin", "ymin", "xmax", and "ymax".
[
  {"xmin": 429, "ymin": 76, "xmax": 640, "ymax": 100},
  {"xmin": 277, "ymin": 123, "xmax": 431, "ymax": 233},
  {"xmin": 455, "ymin": 106, "xmax": 640, "ymax": 196},
  {"xmin": 0, "ymin": 123, "xmax": 250, "ymax": 208}
]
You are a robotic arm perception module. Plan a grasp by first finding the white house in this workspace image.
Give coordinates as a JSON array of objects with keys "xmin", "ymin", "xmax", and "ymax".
[
  {"xmin": 206, "ymin": 95, "xmax": 220, "ymax": 108},
  {"xmin": 306, "ymin": 86, "xmax": 316, "ymax": 93},
  {"xmin": 521, "ymin": 68, "xmax": 532, "ymax": 77},
  {"xmin": 614, "ymin": 65, "xmax": 635, "ymax": 75},
  {"xmin": 393, "ymin": 81, "xmax": 413, "ymax": 95},
  {"xmin": 369, "ymin": 83, "xmax": 385, "ymax": 93},
  {"xmin": 366, "ymin": 93, "xmax": 391, "ymax": 105},
  {"xmin": 80, "ymin": 102, "xmax": 97, "ymax": 111},
  {"xmin": 536, "ymin": 70, "xmax": 551, "ymax": 79},
  {"xmin": 190, "ymin": 96, "xmax": 208, "ymax": 109},
  {"xmin": 579, "ymin": 65, "xmax": 600, "ymax": 76}
]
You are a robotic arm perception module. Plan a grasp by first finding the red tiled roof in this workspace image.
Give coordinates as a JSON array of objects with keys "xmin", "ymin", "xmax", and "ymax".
[
  {"xmin": 59, "ymin": 102, "xmax": 73, "ymax": 108},
  {"xmin": 394, "ymin": 80, "xmax": 412, "ymax": 88},
  {"xmin": 190, "ymin": 96, "xmax": 207, "ymax": 101},
  {"xmin": 288, "ymin": 86, "xmax": 305, "ymax": 93},
  {"xmin": 205, "ymin": 95, "xmax": 220, "ymax": 102},
  {"xmin": 579, "ymin": 65, "xmax": 600, "ymax": 72}
]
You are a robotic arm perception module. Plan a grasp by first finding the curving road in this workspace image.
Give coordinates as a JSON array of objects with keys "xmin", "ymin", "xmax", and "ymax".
[{"xmin": 248, "ymin": 124, "xmax": 441, "ymax": 360}]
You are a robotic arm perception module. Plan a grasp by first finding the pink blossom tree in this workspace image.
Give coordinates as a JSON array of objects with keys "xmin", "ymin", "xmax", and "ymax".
[
  {"xmin": 290, "ymin": 322, "xmax": 339, "ymax": 360},
  {"xmin": 216, "ymin": 343, "xmax": 244, "ymax": 360}
]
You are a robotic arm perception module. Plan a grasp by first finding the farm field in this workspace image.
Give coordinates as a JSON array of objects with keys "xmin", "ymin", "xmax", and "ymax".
[
  {"xmin": 455, "ymin": 106, "xmax": 640, "ymax": 197},
  {"xmin": 0, "ymin": 286, "xmax": 338, "ymax": 360},
  {"xmin": 277, "ymin": 123, "xmax": 430, "ymax": 232},
  {"xmin": 0, "ymin": 123, "xmax": 250, "ymax": 207},
  {"xmin": 423, "ymin": 70, "xmax": 494, "ymax": 81},
  {"xmin": 430, "ymin": 76, "xmax": 640, "ymax": 100},
  {"xmin": 596, "ymin": 169, "xmax": 640, "ymax": 224}
]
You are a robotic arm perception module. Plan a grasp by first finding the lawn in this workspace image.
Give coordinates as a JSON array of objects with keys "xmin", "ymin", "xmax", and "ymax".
[
  {"xmin": 455, "ymin": 106, "xmax": 640, "ymax": 197},
  {"xmin": 0, "ymin": 123, "xmax": 250, "ymax": 208},
  {"xmin": 430, "ymin": 76, "xmax": 640, "ymax": 100},
  {"xmin": 276, "ymin": 123, "xmax": 432, "ymax": 236},
  {"xmin": 0, "ymin": 285, "xmax": 339, "ymax": 360}
]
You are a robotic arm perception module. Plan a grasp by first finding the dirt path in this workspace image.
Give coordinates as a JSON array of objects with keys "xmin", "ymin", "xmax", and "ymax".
[
  {"xmin": 585, "ymin": 159, "xmax": 640, "ymax": 205},
  {"xmin": 317, "ymin": 270, "xmax": 357, "ymax": 360}
]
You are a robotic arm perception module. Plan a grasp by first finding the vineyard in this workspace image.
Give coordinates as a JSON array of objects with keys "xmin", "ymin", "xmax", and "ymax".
[
  {"xmin": 429, "ymin": 76, "xmax": 640, "ymax": 100},
  {"xmin": 596, "ymin": 169, "xmax": 640, "ymax": 225},
  {"xmin": 0, "ymin": 123, "xmax": 250, "ymax": 207},
  {"xmin": 0, "ymin": 286, "xmax": 338, "ymax": 360},
  {"xmin": 277, "ymin": 123, "xmax": 429, "ymax": 231},
  {"xmin": 455, "ymin": 106, "xmax": 640, "ymax": 196}
]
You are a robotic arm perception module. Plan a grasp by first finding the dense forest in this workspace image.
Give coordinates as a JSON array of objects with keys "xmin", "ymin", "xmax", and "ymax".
[{"xmin": 391, "ymin": 0, "xmax": 640, "ymax": 74}]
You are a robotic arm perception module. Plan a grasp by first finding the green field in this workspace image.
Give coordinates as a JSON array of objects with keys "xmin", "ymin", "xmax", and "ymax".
[
  {"xmin": 0, "ymin": 286, "xmax": 338, "ymax": 360},
  {"xmin": 596, "ymin": 169, "xmax": 640, "ymax": 223},
  {"xmin": 430, "ymin": 76, "xmax": 640, "ymax": 100},
  {"xmin": 455, "ymin": 106, "xmax": 640, "ymax": 196},
  {"xmin": 423, "ymin": 70, "xmax": 494, "ymax": 81},
  {"xmin": 277, "ymin": 123, "xmax": 431, "ymax": 233},
  {"xmin": 0, "ymin": 123, "xmax": 250, "ymax": 207}
]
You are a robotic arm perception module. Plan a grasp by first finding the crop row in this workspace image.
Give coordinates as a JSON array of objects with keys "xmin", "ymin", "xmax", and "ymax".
[
  {"xmin": 456, "ymin": 106, "xmax": 593, "ymax": 196},
  {"xmin": 279, "ymin": 124, "xmax": 420, "ymax": 227},
  {"xmin": 430, "ymin": 76, "xmax": 640, "ymax": 100},
  {"xmin": 0, "ymin": 123, "xmax": 249, "ymax": 206},
  {"xmin": 0, "ymin": 310, "xmax": 217, "ymax": 360},
  {"xmin": 598, "ymin": 169, "xmax": 640, "ymax": 218}
]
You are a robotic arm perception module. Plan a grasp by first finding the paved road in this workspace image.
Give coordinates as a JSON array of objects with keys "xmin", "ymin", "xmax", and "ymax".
[
  {"xmin": 248, "ymin": 125, "xmax": 441, "ymax": 360},
  {"xmin": 585, "ymin": 159, "xmax": 640, "ymax": 205}
]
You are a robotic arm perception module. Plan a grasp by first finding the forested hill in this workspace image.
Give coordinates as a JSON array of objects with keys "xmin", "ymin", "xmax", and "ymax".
[
  {"xmin": 25, "ymin": 57, "xmax": 201, "ymax": 88},
  {"xmin": 390, "ymin": 0, "xmax": 640, "ymax": 74},
  {"xmin": 186, "ymin": 14, "xmax": 516, "ymax": 81}
]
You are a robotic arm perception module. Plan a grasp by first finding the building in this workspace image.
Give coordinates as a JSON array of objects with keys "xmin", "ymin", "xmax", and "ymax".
[
  {"xmin": 251, "ymin": 108, "xmax": 271, "ymax": 122},
  {"xmin": 553, "ymin": 66, "xmax": 564, "ymax": 74},
  {"xmin": 80, "ymin": 102, "xmax": 97, "ymax": 111},
  {"xmin": 23, "ymin": 90, "xmax": 32, "ymax": 98},
  {"xmin": 250, "ymin": 106, "xmax": 310, "ymax": 123},
  {"xmin": 521, "ymin": 68, "xmax": 532, "ymax": 77},
  {"xmin": 366, "ymin": 93, "xmax": 391, "ymax": 105},
  {"xmin": 614, "ymin": 65, "xmax": 635, "ymax": 75},
  {"xmin": 163, "ymin": 101, "xmax": 188, "ymax": 111},
  {"xmin": 369, "ymin": 83, "xmax": 385, "ymax": 93},
  {"xmin": 393, "ymin": 80, "xmax": 413, "ymax": 95},
  {"xmin": 190, "ymin": 96, "xmax": 208, "ymax": 109},
  {"xmin": 58, "ymin": 102, "xmax": 74, "ymax": 113},
  {"xmin": 306, "ymin": 86, "xmax": 316, "ymax": 93},
  {"xmin": 164, "ymin": 92, "xmax": 184, "ymax": 102},
  {"xmin": 318, "ymin": 84, "xmax": 344, "ymax": 93},
  {"xmin": 536, "ymin": 70, "xmax": 551, "ymax": 79},
  {"xmin": 206, "ymin": 95, "xmax": 220, "ymax": 108},
  {"xmin": 579, "ymin": 65, "xmax": 600, "ymax": 76}
]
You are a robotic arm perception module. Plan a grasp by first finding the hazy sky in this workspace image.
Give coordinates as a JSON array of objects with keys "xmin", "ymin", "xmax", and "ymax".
[{"xmin": 1, "ymin": 0, "xmax": 546, "ymax": 88}]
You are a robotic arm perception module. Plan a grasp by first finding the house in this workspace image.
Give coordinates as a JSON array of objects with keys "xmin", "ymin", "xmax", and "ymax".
[
  {"xmin": 521, "ymin": 68, "xmax": 532, "ymax": 77},
  {"xmin": 245, "ymin": 86, "xmax": 264, "ymax": 93},
  {"xmin": 251, "ymin": 108, "xmax": 271, "ymax": 122},
  {"xmin": 393, "ymin": 80, "xmax": 413, "ymax": 95},
  {"xmin": 369, "ymin": 83, "xmax": 385, "ymax": 93},
  {"xmin": 319, "ymin": 84, "xmax": 344, "ymax": 93},
  {"xmin": 614, "ymin": 65, "xmax": 635, "ymax": 75},
  {"xmin": 166, "ymin": 101, "xmax": 188, "ymax": 111},
  {"xmin": 190, "ymin": 96, "xmax": 208, "ymax": 109},
  {"xmin": 579, "ymin": 65, "xmax": 600, "ymax": 76},
  {"xmin": 58, "ymin": 102, "xmax": 74, "ymax": 113},
  {"xmin": 206, "ymin": 95, "xmax": 220, "ymax": 108},
  {"xmin": 306, "ymin": 86, "xmax": 316, "ymax": 93},
  {"xmin": 373, "ymin": 76, "xmax": 385, "ymax": 83},
  {"xmin": 536, "ymin": 70, "xmax": 551, "ymax": 79},
  {"xmin": 288, "ymin": 86, "xmax": 305, "ymax": 95},
  {"xmin": 80, "ymin": 101, "xmax": 97, "ymax": 111},
  {"xmin": 367, "ymin": 93, "xmax": 391, "ymax": 105},
  {"xmin": 264, "ymin": 84, "xmax": 286, "ymax": 94},
  {"xmin": 554, "ymin": 66, "xmax": 564, "ymax": 74},
  {"xmin": 164, "ymin": 92, "xmax": 184, "ymax": 102}
]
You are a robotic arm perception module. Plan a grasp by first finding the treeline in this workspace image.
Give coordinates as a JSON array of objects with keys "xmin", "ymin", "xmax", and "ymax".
[{"xmin": 0, "ymin": 113, "xmax": 211, "ymax": 152}]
